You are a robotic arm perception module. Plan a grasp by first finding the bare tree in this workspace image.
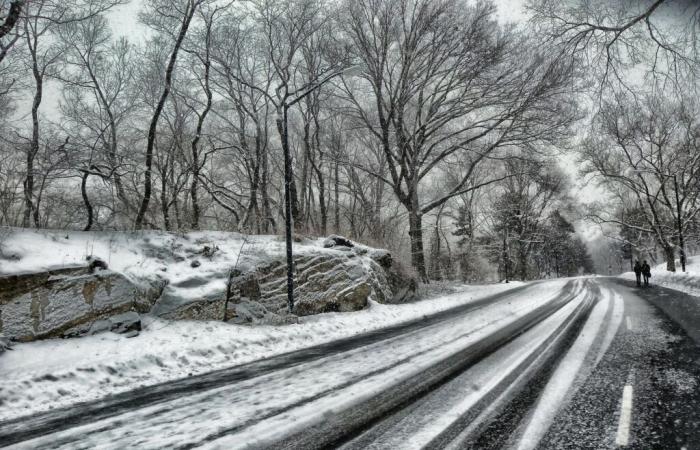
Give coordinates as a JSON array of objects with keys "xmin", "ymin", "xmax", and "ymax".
[
  {"xmin": 210, "ymin": 12, "xmax": 276, "ymax": 233},
  {"xmin": 341, "ymin": 0, "xmax": 577, "ymax": 280},
  {"xmin": 582, "ymin": 91, "xmax": 700, "ymax": 271},
  {"xmin": 527, "ymin": 0, "xmax": 700, "ymax": 95},
  {"xmin": 134, "ymin": 0, "xmax": 207, "ymax": 229},
  {"xmin": 237, "ymin": 0, "xmax": 351, "ymax": 311},
  {"xmin": 57, "ymin": 14, "xmax": 136, "ymax": 227},
  {"xmin": 20, "ymin": 0, "xmax": 123, "ymax": 227}
]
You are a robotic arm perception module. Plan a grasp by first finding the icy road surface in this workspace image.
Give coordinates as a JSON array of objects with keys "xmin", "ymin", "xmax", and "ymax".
[{"xmin": 2, "ymin": 277, "xmax": 700, "ymax": 449}]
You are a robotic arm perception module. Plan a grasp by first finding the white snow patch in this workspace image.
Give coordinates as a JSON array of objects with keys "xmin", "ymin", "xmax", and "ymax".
[
  {"xmin": 0, "ymin": 228, "xmax": 350, "ymax": 302},
  {"xmin": 8, "ymin": 280, "xmax": 566, "ymax": 449},
  {"xmin": 0, "ymin": 280, "xmax": 523, "ymax": 422}
]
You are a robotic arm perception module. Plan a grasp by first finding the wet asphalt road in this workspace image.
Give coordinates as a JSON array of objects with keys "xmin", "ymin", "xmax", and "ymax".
[
  {"xmin": 2, "ymin": 277, "xmax": 700, "ymax": 449},
  {"xmin": 470, "ymin": 278, "xmax": 700, "ymax": 450}
]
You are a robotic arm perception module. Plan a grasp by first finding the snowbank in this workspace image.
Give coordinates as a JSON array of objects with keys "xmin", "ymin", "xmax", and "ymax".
[
  {"xmin": 0, "ymin": 281, "xmax": 522, "ymax": 421},
  {"xmin": 619, "ymin": 255, "xmax": 700, "ymax": 297},
  {"xmin": 1, "ymin": 228, "xmax": 418, "ymax": 340},
  {"xmin": 0, "ymin": 228, "xmax": 345, "ymax": 301}
]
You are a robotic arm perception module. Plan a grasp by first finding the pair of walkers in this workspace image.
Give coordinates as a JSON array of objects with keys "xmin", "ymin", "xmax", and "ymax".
[{"xmin": 633, "ymin": 260, "xmax": 651, "ymax": 287}]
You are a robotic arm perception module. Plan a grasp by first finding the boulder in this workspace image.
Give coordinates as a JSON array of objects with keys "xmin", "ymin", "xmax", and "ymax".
[
  {"xmin": 233, "ymin": 300, "xmax": 268, "ymax": 323},
  {"xmin": 88, "ymin": 311, "xmax": 141, "ymax": 336},
  {"xmin": 323, "ymin": 235, "xmax": 354, "ymax": 248},
  {"xmin": 384, "ymin": 260, "xmax": 418, "ymax": 304},
  {"xmin": 109, "ymin": 311, "xmax": 141, "ymax": 334},
  {"xmin": 0, "ymin": 268, "xmax": 160, "ymax": 342},
  {"xmin": 86, "ymin": 256, "xmax": 108, "ymax": 273},
  {"xmin": 230, "ymin": 272, "xmax": 261, "ymax": 301},
  {"xmin": 369, "ymin": 249, "xmax": 392, "ymax": 268},
  {"xmin": 152, "ymin": 290, "xmax": 226, "ymax": 321},
  {"xmin": 0, "ymin": 333, "xmax": 10, "ymax": 354}
]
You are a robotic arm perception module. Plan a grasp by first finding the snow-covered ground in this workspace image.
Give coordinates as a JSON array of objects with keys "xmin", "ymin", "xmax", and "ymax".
[
  {"xmin": 0, "ymin": 228, "xmax": 361, "ymax": 305},
  {"xmin": 619, "ymin": 255, "xmax": 700, "ymax": 297},
  {"xmin": 8, "ymin": 279, "xmax": 569, "ymax": 449},
  {"xmin": 0, "ymin": 280, "xmax": 523, "ymax": 421}
]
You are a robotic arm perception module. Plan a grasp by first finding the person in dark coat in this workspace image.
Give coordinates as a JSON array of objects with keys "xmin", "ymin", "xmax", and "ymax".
[
  {"xmin": 641, "ymin": 260, "xmax": 651, "ymax": 286},
  {"xmin": 633, "ymin": 260, "xmax": 642, "ymax": 287}
]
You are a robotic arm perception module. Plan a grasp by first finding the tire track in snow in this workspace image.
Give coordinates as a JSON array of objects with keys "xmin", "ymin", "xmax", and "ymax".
[{"xmin": 514, "ymin": 283, "xmax": 623, "ymax": 450}]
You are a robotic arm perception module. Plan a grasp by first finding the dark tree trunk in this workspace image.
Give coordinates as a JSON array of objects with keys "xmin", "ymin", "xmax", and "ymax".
[
  {"xmin": 24, "ymin": 37, "xmax": 42, "ymax": 228},
  {"xmin": 190, "ymin": 19, "xmax": 213, "ymax": 230},
  {"xmin": 334, "ymin": 160, "xmax": 340, "ymax": 232},
  {"xmin": 81, "ymin": 170, "xmax": 94, "ymax": 231},
  {"xmin": 276, "ymin": 105, "xmax": 295, "ymax": 313},
  {"xmin": 135, "ymin": 1, "xmax": 199, "ymax": 229},
  {"xmin": 0, "ymin": 1, "xmax": 22, "ymax": 42},
  {"xmin": 664, "ymin": 245, "xmax": 676, "ymax": 272},
  {"xmin": 519, "ymin": 243, "xmax": 528, "ymax": 280},
  {"xmin": 408, "ymin": 204, "xmax": 428, "ymax": 282},
  {"xmin": 260, "ymin": 144, "xmax": 275, "ymax": 233},
  {"xmin": 161, "ymin": 168, "xmax": 171, "ymax": 231}
]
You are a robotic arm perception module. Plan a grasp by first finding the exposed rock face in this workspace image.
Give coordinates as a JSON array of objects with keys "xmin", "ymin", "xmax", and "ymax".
[
  {"xmin": 0, "ymin": 333, "xmax": 10, "ymax": 354},
  {"xmin": 0, "ymin": 236, "xmax": 417, "ymax": 341},
  {"xmin": 226, "ymin": 247, "xmax": 412, "ymax": 318},
  {"xmin": 0, "ymin": 267, "xmax": 161, "ymax": 342},
  {"xmin": 89, "ymin": 311, "xmax": 141, "ymax": 337}
]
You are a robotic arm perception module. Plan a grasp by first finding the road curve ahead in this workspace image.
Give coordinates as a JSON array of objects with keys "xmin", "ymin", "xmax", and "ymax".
[{"xmin": 2, "ymin": 277, "xmax": 700, "ymax": 449}]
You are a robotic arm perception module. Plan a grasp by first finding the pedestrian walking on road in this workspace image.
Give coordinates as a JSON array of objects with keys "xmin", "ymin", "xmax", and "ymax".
[
  {"xmin": 633, "ymin": 260, "xmax": 642, "ymax": 287},
  {"xmin": 642, "ymin": 260, "xmax": 651, "ymax": 287}
]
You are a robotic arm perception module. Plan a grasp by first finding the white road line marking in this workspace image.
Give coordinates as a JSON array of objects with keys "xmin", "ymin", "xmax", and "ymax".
[
  {"xmin": 616, "ymin": 384, "xmax": 634, "ymax": 446},
  {"xmin": 626, "ymin": 316, "xmax": 633, "ymax": 331}
]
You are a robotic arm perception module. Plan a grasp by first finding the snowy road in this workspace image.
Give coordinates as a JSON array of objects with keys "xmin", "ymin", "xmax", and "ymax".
[{"xmin": 2, "ymin": 277, "xmax": 700, "ymax": 449}]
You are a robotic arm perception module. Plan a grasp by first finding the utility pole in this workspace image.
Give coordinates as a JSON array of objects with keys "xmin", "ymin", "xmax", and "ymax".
[
  {"xmin": 673, "ymin": 174, "xmax": 686, "ymax": 272},
  {"xmin": 503, "ymin": 228, "xmax": 509, "ymax": 283}
]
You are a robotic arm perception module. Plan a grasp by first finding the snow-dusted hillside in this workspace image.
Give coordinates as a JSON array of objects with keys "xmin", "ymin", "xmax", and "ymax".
[
  {"xmin": 1, "ymin": 228, "xmax": 421, "ymax": 342},
  {"xmin": 619, "ymin": 256, "xmax": 700, "ymax": 297},
  {"xmin": 1, "ymin": 228, "xmax": 353, "ymax": 303}
]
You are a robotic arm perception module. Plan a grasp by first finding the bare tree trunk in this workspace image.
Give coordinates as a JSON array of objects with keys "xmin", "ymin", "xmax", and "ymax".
[
  {"xmin": 23, "ymin": 28, "xmax": 42, "ymax": 228},
  {"xmin": 276, "ymin": 105, "xmax": 294, "ymax": 312},
  {"xmin": 407, "ymin": 203, "xmax": 428, "ymax": 282},
  {"xmin": 135, "ymin": 0, "xmax": 200, "ymax": 229},
  {"xmin": 161, "ymin": 164, "xmax": 171, "ymax": 231},
  {"xmin": 260, "ymin": 144, "xmax": 275, "ymax": 233},
  {"xmin": 33, "ymin": 174, "xmax": 47, "ymax": 228},
  {"xmin": 189, "ymin": 10, "xmax": 215, "ymax": 230},
  {"xmin": 0, "ymin": 1, "xmax": 22, "ymax": 41},
  {"xmin": 311, "ymin": 112, "xmax": 327, "ymax": 235},
  {"xmin": 519, "ymin": 243, "xmax": 528, "ymax": 280},
  {"xmin": 81, "ymin": 170, "xmax": 94, "ymax": 231},
  {"xmin": 664, "ymin": 245, "xmax": 676, "ymax": 272}
]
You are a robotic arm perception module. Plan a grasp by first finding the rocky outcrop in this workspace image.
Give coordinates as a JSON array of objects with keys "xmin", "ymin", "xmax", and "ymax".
[
  {"xmin": 0, "ymin": 234, "xmax": 417, "ymax": 341},
  {"xmin": 226, "ymin": 242, "xmax": 414, "ymax": 319},
  {"xmin": 0, "ymin": 267, "xmax": 162, "ymax": 342},
  {"xmin": 0, "ymin": 333, "xmax": 10, "ymax": 354},
  {"xmin": 323, "ymin": 235, "xmax": 355, "ymax": 249},
  {"xmin": 88, "ymin": 311, "xmax": 141, "ymax": 338}
]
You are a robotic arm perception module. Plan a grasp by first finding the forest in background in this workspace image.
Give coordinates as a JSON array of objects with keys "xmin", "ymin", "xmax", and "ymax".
[{"xmin": 1, "ymin": 0, "xmax": 699, "ymax": 282}]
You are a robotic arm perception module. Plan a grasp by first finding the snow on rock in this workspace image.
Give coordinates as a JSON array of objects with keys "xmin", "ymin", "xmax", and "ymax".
[
  {"xmin": 0, "ymin": 281, "xmax": 522, "ymax": 422},
  {"xmin": 0, "ymin": 267, "xmax": 160, "ymax": 342},
  {"xmin": 322, "ymin": 234, "xmax": 354, "ymax": 248},
  {"xmin": 619, "ymin": 255, "xmax": 700, "ymax": 297},
  {"xmin": 0, "ymin": 333, "xmax": 10, "ymax": 354},
  {"xmin": 0, "ymin": 228, "xmax": 416, "ymax": 341}
]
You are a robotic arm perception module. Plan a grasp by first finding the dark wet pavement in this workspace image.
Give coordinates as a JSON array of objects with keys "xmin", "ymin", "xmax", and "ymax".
[
  {"xmin": 539, "ymin": 279, "xmax": 700, "ymax": 449},
  {"xmin": 474, "ymin": 278, "xmax": 700, "ymax": 449}
]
